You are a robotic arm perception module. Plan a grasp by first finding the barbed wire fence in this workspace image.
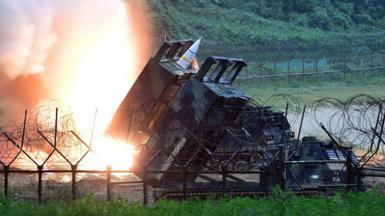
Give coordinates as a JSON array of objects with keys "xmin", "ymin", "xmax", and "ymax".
[
  {"xmin": 236, "ymin": 53, "xmax": 385, "ymax": 83},
  {"xmin": 0, "ymin": 95, "xmax": 385, "ymax": 203}
]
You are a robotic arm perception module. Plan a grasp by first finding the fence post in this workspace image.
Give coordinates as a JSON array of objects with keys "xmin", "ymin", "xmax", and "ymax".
[
  {"xmin": 302, "ymin": 58, "xmax": 305, "ymax": 74},
  {"xmin": 278, "ymin": 147, "xmax": 285, "ymax": 190},
  {"xmin": 143, "ymin": 166, "xmax": 148, "ymax": 205},
  {"xmin": 370, "ymin": 54, "xmax": 373, "ymax": 67},
  {"xmin": 37, "ymin": 165, "xmax": 43, "ymax": 204},
  {"xmin": 221, "ymin": 165, "xmax": 227, "ymax": 195},
  {"xmin": 261, "ymin": 165, "xmax": 268, "ymax": 195},
  {"xmin": 357, "ymin": 167, "xmax": 363, "ymax": 191},
  {"xmin": 3, "ymin": 165, "xmax": 9, "ymax": 196},
  {"xmin": 273, "ymin": 61, "xmax": 277, "ymax": 74},
  {"xmin": 301, "ymin": 58, "xmax": 305, "ymax": 82},
  {"xmin": 182, "ymin": 166, "xmax": 187, "ymax": 200},
  {"xmin": 287, "ymin": 60, "xmax": 291, "ymax": 83},
  {"xmin": 106, "ymin": 165, "xmax": 112, "ymax": 201},
  {"xmin": 273, "ymin": 61, "xmax": 277, "ymax": 83},
  {"xmin": 346, "ymin": 150, "xmax": 353, "ymax": 192},
  {"xmin": 71, "ymin": 165, "xmax": 77, "ymax": 200},
  {"xmin": 287, "ymin": 60, "xmax": 290, "ymax": 74},
  {"xmin": 329, "ymin": 58, "xmax": 333, "ymax": 72},
  {"xmin": 249, "ymin": 67, "xmax": 254, "ymax": 85},
  {"xmin": 382, "ymin": 53, "xmax": 385, "ymax": 69}
]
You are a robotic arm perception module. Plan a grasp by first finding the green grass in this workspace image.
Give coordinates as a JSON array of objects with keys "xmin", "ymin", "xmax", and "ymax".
[
  {"xmin": 150, "ymin": 1, "xmax": 385, "ymax": 61},
  {"xmin": 1, "ymin": 189, "xmax": 385, "ymax": 215},
  {"xmin": 238, "ymin": 73, "xmax": 385, "ymax": 106}
]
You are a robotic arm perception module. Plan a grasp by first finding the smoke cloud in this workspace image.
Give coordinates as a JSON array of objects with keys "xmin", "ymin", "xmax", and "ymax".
[
  {"xmin": 0, "ymin": 1, "xmax": 56, "ymax": 78},
  {"xmin": 0, "ymin": 0, "xmax": 153, "ymax": 125}
]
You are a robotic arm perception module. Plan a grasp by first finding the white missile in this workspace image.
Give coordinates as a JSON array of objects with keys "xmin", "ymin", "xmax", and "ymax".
[{"xmin": 176, "ymin": 38, "xmax": 201, "ymax": 69}]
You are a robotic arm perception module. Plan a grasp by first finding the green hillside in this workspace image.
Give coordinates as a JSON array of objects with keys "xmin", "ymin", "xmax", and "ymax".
[{"xmin": 148, "ymin": 0, "xmax": 385, "ymax": 61}]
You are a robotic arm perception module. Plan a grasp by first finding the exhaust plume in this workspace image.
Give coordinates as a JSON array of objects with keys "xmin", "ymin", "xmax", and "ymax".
[{"xmin": 0, "ymin": 0, "xmax": 153, "ymax": 127}]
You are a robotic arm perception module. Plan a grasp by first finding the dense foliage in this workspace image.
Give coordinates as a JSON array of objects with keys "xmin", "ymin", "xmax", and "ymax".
[
  {"xmin": 214, "ymin": 0, "xmax": 385, "ymax": 30},
  {"xmin": 1, "ymin": 189, "xmax": 384, "ymax": 215},
  {"xmin": 148, "ymin": 0, "xmax": 385, "ymax": 60}
]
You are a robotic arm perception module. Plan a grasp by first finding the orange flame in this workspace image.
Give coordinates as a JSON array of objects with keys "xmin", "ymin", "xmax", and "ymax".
[
  {"xmin": 51, "ymin": 1, "xmax": 151, "ymax": 170},
  {"xmin": 0, "ymin": 1, "xmax": 153, "ymax": 171}
]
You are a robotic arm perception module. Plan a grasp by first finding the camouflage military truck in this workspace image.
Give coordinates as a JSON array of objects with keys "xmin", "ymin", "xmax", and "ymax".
[
  {"xmin": 109, "ymin": 40, "xmax": 361, "ymax": 196},
  {"xmin": 285, "ymin": 136, "xmax": 359, "ymax": 191}
]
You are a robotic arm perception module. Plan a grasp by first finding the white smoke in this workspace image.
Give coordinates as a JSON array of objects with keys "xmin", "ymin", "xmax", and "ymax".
[
  {"xmin": 0, "ymin": 0, "xmax": 57, "ymax": 78},
  {"xmin": 0, "ymin": 0, "xmax": 153, "ymax": 124}
]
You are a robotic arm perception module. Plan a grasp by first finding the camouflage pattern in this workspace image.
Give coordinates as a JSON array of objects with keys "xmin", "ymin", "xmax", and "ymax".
[
  {"xmin": 242, "ymin": 105, "xmax": 293, "ymax": 146},
  {"xmin": 209, "ymin": 105, "xmax": 294, "ymax": 171},
  {"xmin": 285, "ymin": 136, "xmax": 356, "ymax": 190},
  {"xmin": 109, "ymin": 40, "xmax": 360, "ymax": 192},
  {"xmin": 135, "ymin": 56, "xmax": 250, "ymax": 186}
]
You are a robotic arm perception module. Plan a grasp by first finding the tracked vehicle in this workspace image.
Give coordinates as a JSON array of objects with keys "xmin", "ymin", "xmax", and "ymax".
[{"xmin": 109, "ymin": 40, "xmax": 361, "ymax": 198}]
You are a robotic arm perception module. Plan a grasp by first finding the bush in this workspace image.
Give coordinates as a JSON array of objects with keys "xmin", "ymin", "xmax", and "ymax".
[
  {"xmin": 293, "ymin": 0, "xmax": 315, "ymax": 13},
  {"xmin": 308, "ymin": 8, "xmax": 333, "ymax": 30},
  {"xmin": 352, "ymin": 14, "xmax": 377, "ymax": 25}
]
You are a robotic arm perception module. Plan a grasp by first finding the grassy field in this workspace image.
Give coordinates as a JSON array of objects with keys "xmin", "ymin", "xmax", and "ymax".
[
  {"xmin": 149, "ymin": 1, "xmax": 385, "ymax": 61},
  {"xmin": 238, "ymin": 73, "xmax": 385, "ymax": 106},
  {"xmin": 1, "ymin": 189, "xmax": 384, "ymax": 216}
]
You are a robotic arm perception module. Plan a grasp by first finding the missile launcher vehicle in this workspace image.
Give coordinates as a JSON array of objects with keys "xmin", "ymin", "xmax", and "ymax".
[{"xmin": 109, "ymin": 40, "xmax": 362, "ymax": 198}]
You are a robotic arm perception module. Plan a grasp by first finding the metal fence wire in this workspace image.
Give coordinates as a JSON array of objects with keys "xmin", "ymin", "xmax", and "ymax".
[
  {"xmin": 0, "ymin": 112, "xmax": 369, "ymax": 205},
  {"xmin": 237, "ymin": 53, "xmax": 385, "ymax": 81},
  {"xmin": 1, "ymin": 89, "xmax": 385, "ymax": 204}
]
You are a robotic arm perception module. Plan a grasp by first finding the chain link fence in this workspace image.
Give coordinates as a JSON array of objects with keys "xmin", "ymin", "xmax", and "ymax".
[{"xmin": 237, "ymin": 53, "xmax": 385, "ymax": 82}]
